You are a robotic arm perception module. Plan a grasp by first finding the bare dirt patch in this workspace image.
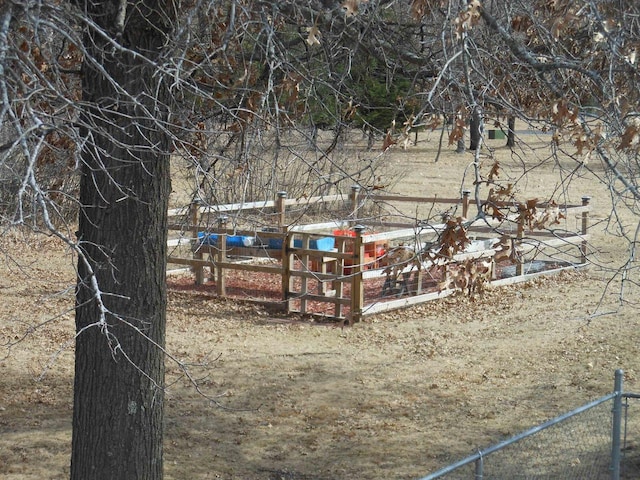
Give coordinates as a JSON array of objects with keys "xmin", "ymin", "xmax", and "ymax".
[{"xmin": 2, "ymin": 133, "xmax": 640, "ymax": 479}]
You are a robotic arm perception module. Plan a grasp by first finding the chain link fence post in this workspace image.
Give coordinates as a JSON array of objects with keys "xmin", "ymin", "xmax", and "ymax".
[{"xmin": 611, "ymin": 369, "xmax": 624, "ymax": 480}]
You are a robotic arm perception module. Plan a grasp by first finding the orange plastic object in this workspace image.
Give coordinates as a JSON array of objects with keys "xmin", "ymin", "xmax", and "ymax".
[{"xmin": 333, "ymin": 229, "xmax": 356, "ymax": 237}]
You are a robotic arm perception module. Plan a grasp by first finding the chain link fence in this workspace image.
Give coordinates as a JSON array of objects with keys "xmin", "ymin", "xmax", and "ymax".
[
  {"xmin": 419, "ymin": 370, "xmax": 640, "ymax": 480},
  {"xmin": 620, "ymin": 393, "xmax": 640, "ymax": 479}
]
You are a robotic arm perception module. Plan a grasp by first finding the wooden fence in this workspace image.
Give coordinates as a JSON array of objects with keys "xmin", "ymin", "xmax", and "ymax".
[{"xmin": 167, "ymin": 191, "xmax": 591, "ymax": 323}]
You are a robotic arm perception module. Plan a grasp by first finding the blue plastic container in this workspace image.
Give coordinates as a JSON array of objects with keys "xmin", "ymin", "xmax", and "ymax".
[
  {"xmin": 268, "ymin": 238, "xmax": 285, "ymax": 249},
  {"xmin": 197, "ymin": 232, "xmax": 254, "ymax": 247},
  {"xmin": 268, "ymin": 237, "xmax": 335, "ymax": 251}
]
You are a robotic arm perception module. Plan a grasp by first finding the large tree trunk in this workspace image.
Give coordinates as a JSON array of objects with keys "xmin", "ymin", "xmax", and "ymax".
[{"xmin": 71, "ymin": 2, "xmax": 171, "ymax": 478}]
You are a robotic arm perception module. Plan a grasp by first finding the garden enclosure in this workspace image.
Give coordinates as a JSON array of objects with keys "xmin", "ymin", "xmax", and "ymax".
[{"xmin": 166, "ymin": 188, "xmax": 591, "ymax": 323}]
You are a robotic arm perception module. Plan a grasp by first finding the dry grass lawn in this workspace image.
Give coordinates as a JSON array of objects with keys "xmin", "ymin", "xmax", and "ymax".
[{"xmin": 1, "ymin": 131, "xmax": 640, "ymax": 479}]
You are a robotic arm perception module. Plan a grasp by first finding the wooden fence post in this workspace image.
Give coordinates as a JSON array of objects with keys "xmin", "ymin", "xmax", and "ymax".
[
  {"xmin": 350, "ymin": 185, "xmax": 361, "ymax": 221},
  {"xmin": 350, "ymin": 225, "xmax": 365, "ymax": 324},
  {"xmin": 299, "ymin": 233, "xmax": 310, "ymax": 315},
  {"xmin": 581, "ymin": 195, "xmax": 591, "ymax": 264},
  {"xmin": 281, "ymin": 228, "xmax": 294, "ymax": 314},
  {"xmin": 190, "ymin": 198, "xmax": 205, "ymax": 285},
  {"xmin": 216, "ymin": 215, "xmax": 228, "ymax": 296},
  {"xmin": 516, "ymin": 210, "xmax": 525, "ymax": 276},
  {"xmin": 333, "ymin": 234, "xmax": 347, "ymax": 319},
  {"xmin": 462, "ymin": 189, "xmax": 471, "ymax": 219},
  {"xmin": 276, "ymin": 191, "xmax": 287, "ymax": 229}
]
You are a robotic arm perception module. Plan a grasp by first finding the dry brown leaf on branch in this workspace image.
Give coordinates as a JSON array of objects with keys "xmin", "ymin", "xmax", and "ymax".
[
  {"xmin": 531, "ymin": 201, "xmax": 565, "ymax": 230},
  {"xmin": 342, "ymin": 99, "xmax": 358, "ymax": 121},
  {"xmin": 306, "ymin": 24, "xmax": 321, "ymax": 46},
  {"xmin": 496, "ymin": 183, "xmax": 514, "ymax": 198},
  {"xmin": 423, "ymin": 113, "xmax": 443, "ymax": 131},
  {"xmin": 437, "ymin": 257, "xmax": 492, "ymax": 296},
  {"xmin": 516, "ymin": 198, "xmax": 538, "ymax": 230},
  {"xmin": 511, "ymin": 15, "xmax": 532, "ymax": 33},
  {"xmin": 438, "ymin": 217, "xmax": 470, "ymax": 258},
  {"xmin": 410, "ymin": 0, "xmax": 428, "ymax": 20},
  {"xmin": 487, "ymin": 161, "xmax": 500, "ymax": 181},
  {"xmin": 551, "ymin": 100, "xmax": 579, "ymax": 127},
  {"xmin": 525, "ymin": 198, "xmax": 538, "ymax": 210},
  {"xmin": 448, "ymin": 116, "xmax": 465, "ymax": 145},
  {"xmin": 343, "ymin": 0, "xmax": 368, "ymax": 16},
  {"xmin": 574, "ymin": 133, "xmax": 590, "ymax": 156},
  {"xmin": 279, "ymin": 73, "xmax": 301, "ymax": 104},
  {"xmin": 483, "ymin": 184, "xmax": 513, "ymax": 220},
  {"xmin": 617, "ymin": 124, "xmax": 640, "ymax": 151},
  {"xmin": 453, "ymin": 0, "xmax": 482, "ymax": 40},
  {"xmin": 382, "ymin": 132, "xmax": 397, "ymax": 151},
  {"xmin": 409, "ymin": 0, "xmax": 446, "ymax": 20},
  {"xmin": 487, "ymin": 205, "xmax": 505, "ymax": 221},
  {"xmin": 624, "ymin": 46, "xmax": 638, "ymax": 65},
  {"xmin": 517, "ymin": 198, "xmax": 566, "ymax": 231},
  {"xmin": 492, "ymin": 235, "xmax": 514, "ymax": 264}
]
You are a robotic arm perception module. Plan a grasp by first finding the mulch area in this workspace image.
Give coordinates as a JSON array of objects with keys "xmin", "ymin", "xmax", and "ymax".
[{"xmin": 167, "ymin": 257, "xmax": 569, "ymax": 321}]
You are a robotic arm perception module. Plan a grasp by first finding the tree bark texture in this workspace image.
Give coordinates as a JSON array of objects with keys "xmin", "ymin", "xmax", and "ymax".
[
  {"xmin": 72, "ymin": 2, "xmax": 172, "ymax": 479},
  {"xmin": 506, "ymin": 115, "xmax": 516, "ymax": 148},
  {"xmin": 469, "ymin": 105, "xmax": 483, "ymax": 151}
]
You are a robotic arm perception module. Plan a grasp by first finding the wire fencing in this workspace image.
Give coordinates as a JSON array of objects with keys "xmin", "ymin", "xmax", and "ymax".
[{"xmin": 419, "ymin": 370, "xmax": 640, "ymax": 480}]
